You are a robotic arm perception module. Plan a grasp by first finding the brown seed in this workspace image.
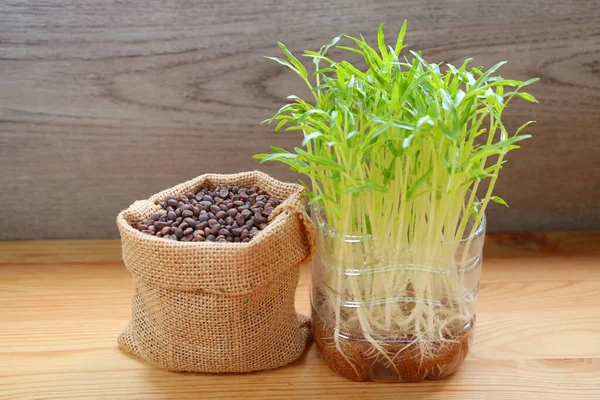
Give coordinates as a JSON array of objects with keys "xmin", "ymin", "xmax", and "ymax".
[
  {"xmin": 208, "ymin": 219, "xmax": 219, "ymax": 228},
  {"xmin": 218, "ymin": 228, "xmax": 231, "ymax": 236},
  {"xmin": 159, "ymin": 201, "xmax": 168, "ymax": 209},
  {"xmin": 210, "ymin": 224, "xmax": 221, "ymax": 235},
  {"xmin": 154, "ymin": 221, "xmax": 167, "ymax": 230},
  {"xmin": 184, "ymin": 218, "xmax": 197, "ymax": 228},
  {"xmin": 245, "ymin": 219, "xmax": 255, "ymax": 228},
  {"xmin": 215, "ymin": 210, "xmax": 226, "ymax": 219},
  {"xmin": 259, "ymin": 223, "xmax": 267, "ymax": 230},
  {"xmin": 206, "ymin": 234, "xmax": 216, "ymax": 241},
  {"xmin": 209, "ymin": 205, "xmax": 220, "ymax": 214},
  {"xmin": 167, "ymin": 198, "xmax": 178, "ymax": 208},
  {"xmin": 241, "ymin": 209, "xmax": 251, "ymax": 219},
  {"xmin": 233, "ymin": 237, "xmax": 241, "ymax": 243},
  {"xmin": 241, "ymin": 238, "xmax": 250, "ymax": 243},
  {"xmin": 181, "ymin": 235, "xmax": 192, "ymax": 242},
  {"xmin": 219, "ymin": 188, "xmax": 229, "ymax": 198},
  {"xmin": 183, "ymin": 228, "xmax": 193, "ymax": 236},
  {"xmin": 161, "ymin": 227, "xmax": 171, "ymax": 235},
  {"xmin": 231, "ymin": 228, "xmax": 242, "ymax": 237},
  {"xmin": 256, "ymin": 195, "xmax": 266, "ymax": 202},
  {"xmin": 180, "ymin": 195, "xmax": 189, "ymax": 203},
  {"xmin": 202, "ymin": 195, "xmax": 213, "ymax": 202},
  {"xmin": 179, "ymin": 222, "xmax": 189, "ymax": 230},
  {"xmin": 180, "ymin": 204, "xmax": 193, "ymax": 212},
  {"xmin": 254, "ymin": 212, "xmax": 266, "ymax": 224},
  {"xmin": 199, "ymin": 201, "xmax": 212, "ymax": 210},
  {"xmin": 241, "ymin": 229, "xmax": 250, "ymax": 239},
  {"xmin": 193, "ymin": 206, "xmax": 200, "ymax": 216},
  {"xmin": 182, "ymin": 210, "xmax": 194, "ymax": 218},
  {"xmin": 204, "ymin": 227, "xmax": 211, "ymax": 236},
  {"xmin": 147, "ymin": 225, "xmax": 156, "ymax": 233},
  {"xmin": 144, "ymin": 219, "xmax": 154, "ymax": 226},
  {"xmin": 262, "ymin": 208, "xmax": 273, "ymax": 217},
  {"xmin": 141, "ymin": 230, "xmax": 154, "ymax": 235},
  {"xmin": 227, "ymin": 208, "xmax": 238, "ymax": 218},
  {"xmin": 216, "ymin": 235, "xmax": 226, "ymax": 242},
  {"xmin": 197, "ymin": 221, "xmax": 208, "ymax": 230},
  {"xmin": 192, "ymin": 235, "xmax": 205, "ymax": 242},
  {"xmin": 225, "ymin": 216, "xmax": 234, "ymax": 226},
  {"xmin": 198, "ymin": 213, "xmax": 210, "ymax": 222},
  {"xmin": 167, "ymin": 211, "xmax": 177, "ymax": 221},
  {"xmin": 175, "ymin": 208, "xmax": 182, "ymax": 217},
  {"xmin": 186, "ymin": 192, "xmax": 195, "ymax": 199},
  {"xmin": 151, "ymin": 213, "xmax": 161, "ymax": 221},
  {"xmin": 255, "ymin": 201, "xmax": 266, "ymax": 208},
  {"xmin": 235, "ymin": 215, "xmax": 245, "ymax": 227},
  {"xmin": 173, "ymin": 228, "xmax": 183, "ymax": 239},
  {"xmin": 156, "ymin": 232, "xmax": 163, "ymax": 238},
  {"xmin": 175, "ymin": 217, "xmax": 183, "ymax": 224},
  {"xmin": 137, "ymin": 224, "xmax": 148, "ymax": 231}
]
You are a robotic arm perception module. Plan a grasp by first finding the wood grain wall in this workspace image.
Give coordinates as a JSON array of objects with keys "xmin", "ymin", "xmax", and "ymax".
[{"xmin": 0, "ymin": 0, "xmax": 599, "ymax": 240}]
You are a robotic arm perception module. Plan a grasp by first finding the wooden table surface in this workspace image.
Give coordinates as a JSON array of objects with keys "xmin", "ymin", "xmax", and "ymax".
[{"xmin": 1, "ymin": 232, "xmax": 600, "ymax": 399}]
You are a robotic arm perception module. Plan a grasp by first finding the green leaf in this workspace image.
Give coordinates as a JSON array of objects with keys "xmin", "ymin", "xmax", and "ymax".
[
  {"xmin": 517, "ymin": 92, "xmax": 538, "ymax": 103},
  {"xmin": 346, "ymin": 130, "xmax": 360, "ymax": 139},
  {"xmin": 308, "ymin": 193, "xmax": 336, "ymax": 205},
  {"xmin": 490, "ymin": 196, "xmax": 509, "ymax": 207},
  {"xmin": 319, "ymin": 34, "xmax": 344, "ymax": 56},
  {"xmin": 277, "ymin": 42, "xmax": 308, "ymax": 79},
  {"xmin": 407, "ymin": 167, "xmax": 432, "ymax": 199},
  {"xmin": 472, "ymin": 61, "xmax": 507, "ymax": 90},
  {"xmin": 377, "ymin": 23, "xmax": 388, "ymax": 58},
  {"xmin": 515, "ymin": 121, "xmax": 536, "ymax": 136},
  {"xmin": 274, "ymin": 119, "xmax": 288, "ymax": 131},
  {"xmin": 344, "ymin": 181, "xmax": 388, "ymax": 194},
  {"xmin": 336, "ymin": 45, "xmax": 364, "ymax": 55},
  {"xmin": 264, "ymin": 56, "xmax": 297, "ymax": 73},
  {"xmin": 302, "ymin": 131, "xmax": 323, "ymax": 146},
  {"xmin": 394, "ymin": 20, "xmax": 408, "ymax": 55}
]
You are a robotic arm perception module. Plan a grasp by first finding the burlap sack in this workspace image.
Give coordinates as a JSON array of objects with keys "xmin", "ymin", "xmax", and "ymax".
[{"xmin": 116, "ymin": 171, "xmax": 315, "ymax": 373}]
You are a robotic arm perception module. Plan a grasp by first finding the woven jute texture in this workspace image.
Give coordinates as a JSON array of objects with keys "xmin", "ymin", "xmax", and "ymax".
[{"xmin": 116, "ymin": 171, "xmax": 315, "ymax": 373}]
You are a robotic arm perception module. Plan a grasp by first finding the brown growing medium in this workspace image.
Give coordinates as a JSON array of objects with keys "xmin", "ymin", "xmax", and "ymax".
[{"xmin": 312, "ymin": 310, "xmax": 473, "ymax": 382}]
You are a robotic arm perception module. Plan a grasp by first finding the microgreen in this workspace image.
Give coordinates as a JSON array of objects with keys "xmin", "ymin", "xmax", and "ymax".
[{"xmin": 256, "ymin": 22, "xmax": 538, "ymax": 363}]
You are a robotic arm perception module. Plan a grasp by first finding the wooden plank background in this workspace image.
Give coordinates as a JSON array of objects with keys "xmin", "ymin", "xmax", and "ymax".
[{"xmin": 0, "ymin": 0, "xmax": 599, "ymax": 240}]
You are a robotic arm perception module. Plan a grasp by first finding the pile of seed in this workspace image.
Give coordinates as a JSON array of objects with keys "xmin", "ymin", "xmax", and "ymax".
[{"xmin": 135, "ymin": 186, "xmax": 282, "ymax": 242}]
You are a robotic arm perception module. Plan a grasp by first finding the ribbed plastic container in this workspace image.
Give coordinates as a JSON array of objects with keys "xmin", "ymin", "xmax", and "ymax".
[{"xmin": 310, "ymin": 205, "xmax": 485, "ymax": 382}]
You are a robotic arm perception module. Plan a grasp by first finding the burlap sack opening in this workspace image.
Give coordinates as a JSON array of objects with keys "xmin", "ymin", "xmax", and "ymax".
[{"xmin": 116, "ymin": 171, "xmax": 315, "ymax": 373}]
